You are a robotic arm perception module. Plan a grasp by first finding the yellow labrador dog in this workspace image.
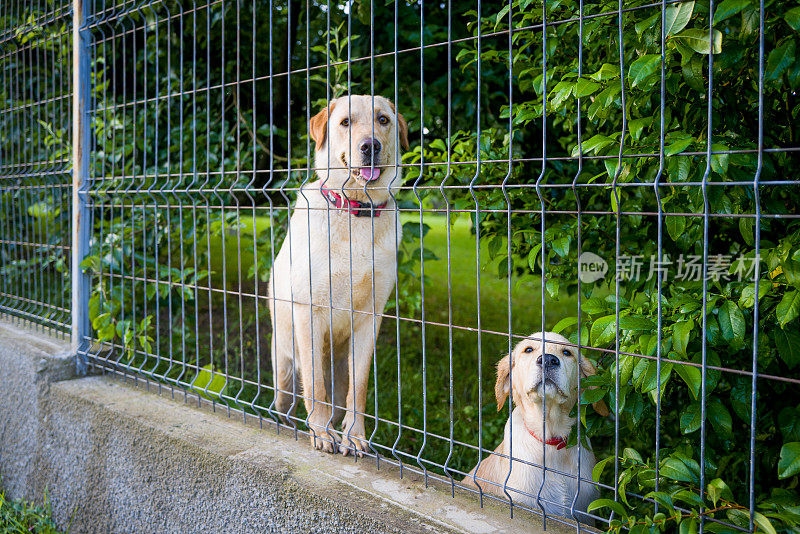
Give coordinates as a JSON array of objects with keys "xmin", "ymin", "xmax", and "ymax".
[
  {"xmin": 268, "ymin": 95, "xmax": 408, "ymax": 455},
  {"xmin": 464, "ymin": 332, "xmax": 609, "ymax": 520}
]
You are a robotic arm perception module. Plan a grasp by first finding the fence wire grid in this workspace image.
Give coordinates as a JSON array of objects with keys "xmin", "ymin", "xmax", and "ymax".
[{"xmin": 2, "ymin": 0, "xmax": 800, "ymax": 532}]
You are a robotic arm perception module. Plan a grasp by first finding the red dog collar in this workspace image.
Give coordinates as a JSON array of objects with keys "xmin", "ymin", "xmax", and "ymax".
[
  {"xmin": 321, "ymin": 187, "xmax": 387, "ymax": 218},
  {"xmin": 525, "ymin": 424, "xmax": 568, "ymax": 450}
]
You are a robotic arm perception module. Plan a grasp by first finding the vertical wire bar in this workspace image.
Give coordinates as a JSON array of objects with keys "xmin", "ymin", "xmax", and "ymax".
[
  {"xmin": 441, "ymin": 0, "xmax": 455, "ymax": 495},
  {"xmin": 366, "ymin": 0, "xmax": 381, "ymax": 465},
  {"xmin": 191, "ymin": 1, "xmax": 201, "ymax": 408},
  {"xmin": 534, "ymin": 0, "xmax": 548, "ymax": 524},
  {"xmin": 301, "ymin": 0, "xmax": 318, "ymax": 447},
  {"xmin": 653, "ymin": 0, "xmax": 668, "ymax": 511},
  {"xmin": 699, "ymin": 2, "xmax": 716, "ymax": 530},
  {"xmin": 322, "ymin": 0, "xmax": 337, "ymax": 449},
  {"xmin": 249, "ymin": 0, "xmax": 262, "ymax": 423},
  {"xmin": 390, "ymin": 0, "xmax": 404, "ymax": 476},
  {"xmin": 611, "ymin": 0, "xmax": 627, "ymax": 518},
  {"xmin": 232, "ymin": 0, "xmax": 246, "ymax": 415},
  {"xmin": 413, "ymin": 0, "xmax": 428, "ymax": 482},
  {"xmin": 468, "ymin": 0, "xmax": 484, "ymax": 505},
  {"xmin": 72, "ymin": 0, "xmax": 92, "ymax": 369},
  {"xmin": 500, "ymin": 0, "xmax": 514, "ymax": 514},
  {"xmin": 569, "ymin": 1, "xmax": 585, "ymax": 528},
  {"xmin": 748, "ymin": 0, "xmax": 764, "ymax": 530}
]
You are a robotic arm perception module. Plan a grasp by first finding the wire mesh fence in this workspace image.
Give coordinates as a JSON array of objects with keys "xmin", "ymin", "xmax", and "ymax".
[
  {"xmin": 2, "ymin": 0, "xmax": 800, "ymax": 532},
  {"xmin": 0, "ymin": 0, "xmax": 72, "ymax": 334}
]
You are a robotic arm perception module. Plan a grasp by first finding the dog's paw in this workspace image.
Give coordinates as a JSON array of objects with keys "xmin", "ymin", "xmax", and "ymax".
[
  {"xmin": 339, "ymin": 434, "xmax": 369, "ymax": 457},
  {"xmin": 309, "ymin": 430, "xmax": 338, "ymax": 453}
]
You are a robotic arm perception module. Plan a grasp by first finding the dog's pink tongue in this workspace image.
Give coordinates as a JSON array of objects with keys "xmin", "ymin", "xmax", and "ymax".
[{"xmin": 359, "ymin": 167, "xmax": 381, "ymax": 181}]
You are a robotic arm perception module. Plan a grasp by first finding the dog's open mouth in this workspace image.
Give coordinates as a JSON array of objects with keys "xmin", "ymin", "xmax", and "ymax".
[{"xmin": 341, "ymin": 153, "xmax": 382, "ymax": 182}]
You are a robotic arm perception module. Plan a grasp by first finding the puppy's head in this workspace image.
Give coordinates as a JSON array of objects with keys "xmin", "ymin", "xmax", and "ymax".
[
  {"xmin": 495, "ymin": 332, "xmax": 609, "ymax": 417},
  {"xmin": 309, "ymin": 95, "xmax": 408, "ymax": 190}
]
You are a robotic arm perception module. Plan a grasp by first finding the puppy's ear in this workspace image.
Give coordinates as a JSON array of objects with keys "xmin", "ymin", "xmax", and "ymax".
[
  {"xmin": 397, "ymin": 113, "xmax": 409, "ymax": 151},
  {"xmin": 579, "ymin": 357, "xmax": 610, "ymax": 417},
  {"xmin": 495, "ymin": 354, "xmax": 511, "ymax": 412},
  {"xmin": 309, "ymin": 102, "xmax": 335, "ymax": 151}
]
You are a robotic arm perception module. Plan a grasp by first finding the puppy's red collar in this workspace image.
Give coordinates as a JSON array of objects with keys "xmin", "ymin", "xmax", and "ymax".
[
  {"xmin": 321, "ymin": 187, "xmax": 387, "ymax": 218},
  {"xmin": 525, "ymin": 424, "xmax": 568, "ymax": 450}
]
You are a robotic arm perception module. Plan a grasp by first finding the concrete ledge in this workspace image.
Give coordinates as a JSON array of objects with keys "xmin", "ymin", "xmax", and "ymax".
[
  {"xmin": 0, "ymin": 320, "xmax": 72, "ymax": 498},
  {"xmin": 0, "ymin": 321, "xmax": 578, "ymax": 533}
]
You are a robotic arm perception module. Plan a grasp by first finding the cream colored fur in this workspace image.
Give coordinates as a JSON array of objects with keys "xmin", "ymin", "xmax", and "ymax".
[
  {"xmin": 464, "ymin": 332, "xmax": 608, "ymax": 521},
  {"xmin": 268, "ymin": 95, "xmax": 407, "ymax": 455}
]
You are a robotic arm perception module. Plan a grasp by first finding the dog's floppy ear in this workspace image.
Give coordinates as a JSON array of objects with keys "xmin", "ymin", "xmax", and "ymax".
[
  {"xmin": 309, "ymin": 102, "xmax": 335, "ymax": 151},
  {"xmin": 495, "ymin": 354, "xmax": 511, "ymax": 412},
  {"xmin": 397, "ymin": 113, "xmax": 409, "ymax": 151},
  {"xmin": 580, "ymin": 357, "xmax": 610, "ymax": 417},
  {"xmin": 386, "ymin": 99, "xmax": 410, "ymax": 151}
]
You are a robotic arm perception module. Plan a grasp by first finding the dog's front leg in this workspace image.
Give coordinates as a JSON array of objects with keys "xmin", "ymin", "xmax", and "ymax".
[
  {"xmin": 340, "ymin": 315, "xmax": 382, "ymax": 456},
  {"xmin": 294, "ymin": 308, "xmax": 339, "ymax": 453}
]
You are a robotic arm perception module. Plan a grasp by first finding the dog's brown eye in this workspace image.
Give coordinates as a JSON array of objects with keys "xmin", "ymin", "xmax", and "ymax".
[
  {"xmin": 524, "ymin": 347, "xmax": 533, "ymax": 353},
  {"xmin": 341, "ymin": 118, "xmax": 349, "ymax": 126},
  {"xmin": 378, "ymin": 115, "xmax": 389, "ymax": 125},
  {"xmin": 562, "ymin": 349, "xmax": 572, "ymax": 357}
]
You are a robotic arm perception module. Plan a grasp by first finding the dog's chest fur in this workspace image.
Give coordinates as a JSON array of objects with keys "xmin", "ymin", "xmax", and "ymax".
[
  {"xmin": 504, "ymin": 409, "xmax": 598, "ymax": 518},
  {"xmin": 281, "ymin": 184, "xmax": 400, "ymax": 327}
]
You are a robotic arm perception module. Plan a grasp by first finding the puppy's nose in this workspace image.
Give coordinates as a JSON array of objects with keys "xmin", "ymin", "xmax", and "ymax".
[
  {"xmin": 359, "ymin": 138, "xmax": 382, "ymax": 157},
  {"xmin": 536, "ymin": 353, "xmax": 560, "ymax": 368}
]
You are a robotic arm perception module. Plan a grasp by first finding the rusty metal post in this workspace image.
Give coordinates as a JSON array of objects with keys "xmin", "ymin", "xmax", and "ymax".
[{"xmin": 71, "ymin": 0, "xmax": 91, "ymax": 371}]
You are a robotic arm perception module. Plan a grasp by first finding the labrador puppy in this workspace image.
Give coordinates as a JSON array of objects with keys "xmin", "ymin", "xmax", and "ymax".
[
  {"xmin": 464, "ymin": 332, "xmax": 609, "ymax": 521},
  {"xmin": 268, "ymin": 95, "xmax": 408, "ymax": 455}
]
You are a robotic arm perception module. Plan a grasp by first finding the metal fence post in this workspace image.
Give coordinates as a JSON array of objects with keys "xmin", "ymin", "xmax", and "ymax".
[{"xmin": 72, "ymin": 0, "xmax": 91, "ymax": 372}]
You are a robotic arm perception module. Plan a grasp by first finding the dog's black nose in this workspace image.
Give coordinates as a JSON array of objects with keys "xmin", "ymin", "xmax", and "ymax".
[
  {"xmin": 537, "ymin": 353, "xmax": 560, "ymax": 367},
  {"xmin": 360, "ymin": 138, "xmax": 382, "ymax": 157}
]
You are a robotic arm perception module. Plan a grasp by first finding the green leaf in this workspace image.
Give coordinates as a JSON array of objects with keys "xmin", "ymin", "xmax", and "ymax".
[
  {"xmin": 779, "ymin": 442, "xmax": 800, "ymax": 479},
  {"xmin": 739, "ymin": 282, "xmax": 769, "ymax": 308},
  {"xmin": 674, "ymin": 28, "xmax": 723, "ymax": 54},
  {"xmin": 589, "ymin": 63, "xmax": 619, "ymax": 81},
  {"xmin": 592, "ymin": 456, "xmax": 615, "ymax": 482},
  {"xmin": 552, "ymin": 316, "xmax": 579, "ymax": 334},
  {"xmin": 708, "ymin": 398, "xmax": 733, "ymax": 436},
  {"xmin": 673, "ymin": 319, "xmax": 694, "ymax": 356},
  {"xmin": 707, "ymin": 478, "xmax": 733, "ymax": 507},
  {"xmin": 680, "ymin": 402, "xmax": 702, "ymax": 434},
  {"xmin": 661, "ymin": 457, "xmax": 694, "ymax": 482},
  {"xmin": 591, "ymin": 315, "xmax": 617, "ymax": 346},
  {"xmin": 628, "ymin": 54, "xmax": 661, "ymax": 87},
  {"xmin": 627, "ymin": 117, "xmax": 650, "ymax": 141},
  {"xmin": 665, "ymin": 137, "xmax": 694, "ymax": 156},
  {"xmin": 666, "ymin": 215, "xmax": 687, "ymax": 241},
  {"xmin": 779, "ymin": 406, "xmax": 800, "ymax": 441},
  {"xmin": 675, "ymin": 362, "xmax": 702, "ymax": 399},
  {"xmin": 679, "ymin": 518, "xmax": 699, "ymax": 534},
  {"xmin": 575, "ymin": 78, "xmax": 601, "ymax": 98},
  {"xmin": 587, "ymin": 498, "xmax": 629, "ymax": 519},
  {"xmin": 775, "ymin": 328, "xmax": 800, "ymax": 369},
  {"xmin": 665, "ymin": 1, "xmax": 695, "ymax": 35},
  {"xmin": 754, "ymin": 512, "xmax": 778, "ymax": 534},
  {"xmin": 619, "ymin": 315, "xmax": 656, "ymax": 331},
  {"xmin": 718, "ymin": 300, "xmax": 745, "ymax": 345},
  {"xmin": 713, "ymin": 0, "xmax": 750, "ymax": 25},
  {"xmin": 777, "ymin": 290, "xmax": 800, "ymax": 327},
  {"xmin": 552, "ymin": 236, "xmax": 571, "ymax": 257},
  {"xmin": 710, "ymin": 143, "xmax": 729, "ymax": 174},
  {"xmin": 786, "ymin": 7, "xmax": 800, "ymax": 31},
  {"xmin": 766, "ymin": 40, "xmax": 796, "ymax": 81}
]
